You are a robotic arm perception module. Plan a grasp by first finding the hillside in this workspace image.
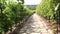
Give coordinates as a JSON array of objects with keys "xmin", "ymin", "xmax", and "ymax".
[{"xmin": 25, "ymin": 5, "xmax": 37, "ymax": 10}]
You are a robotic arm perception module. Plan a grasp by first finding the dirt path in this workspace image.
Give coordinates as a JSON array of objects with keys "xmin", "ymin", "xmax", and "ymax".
[{"xmin": 18, "ymin": 13, "xmax": 53, "ymax": 34}]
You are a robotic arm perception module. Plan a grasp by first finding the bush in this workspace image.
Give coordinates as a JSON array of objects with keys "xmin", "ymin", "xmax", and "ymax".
[
  {"xmin": 36, "ymin": 0, "xmax": 58, "ymax": 21},
  {"xmin": 0, "ymin": 0, "xmax": 32, "ymax": 34}
]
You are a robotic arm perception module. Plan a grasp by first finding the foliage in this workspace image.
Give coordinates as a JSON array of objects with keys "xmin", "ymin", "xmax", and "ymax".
[
  {"xmin": 36, "ymin": 0, "xmax": 60, "ymax": 33},
  {"xmin": 0, "ymin": 0, "xmax": 32, "ymax": 34},
  {"xmin": 36, "ymin": 0, "xmax": 59, "ymax": 21}
]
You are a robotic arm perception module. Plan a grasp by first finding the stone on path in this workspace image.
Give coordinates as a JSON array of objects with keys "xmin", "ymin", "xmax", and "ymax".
[{"xmin": 18, "ymin": 14, "xmax": 53, "ymax": 34}]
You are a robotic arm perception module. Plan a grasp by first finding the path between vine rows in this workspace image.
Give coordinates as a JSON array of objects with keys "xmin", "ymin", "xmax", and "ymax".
[
  {"xmin": 7, "ymin": 13, "xmax": 54, "ymax": 34},
  {"xmin": 18, "ymin": 13, "xmax": 53, "ymax": 34}
]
